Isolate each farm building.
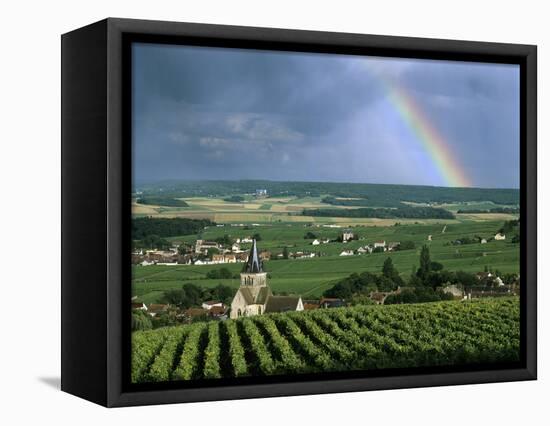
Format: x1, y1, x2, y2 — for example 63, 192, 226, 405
495, 233, 506, 240
319, 298, 345, 308
230, 240, 303, 319
374, 240, 386, 249
388, 242, 400, 251
342, 229, 355, 242
201, 301, 225, 310
147, 304, 169, 317
195, 239, 220, 254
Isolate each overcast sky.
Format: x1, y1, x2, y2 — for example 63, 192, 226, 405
132, 43, 520, 189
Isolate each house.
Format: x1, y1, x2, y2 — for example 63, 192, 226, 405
231, 243, 241, 252
495, 233, 506, 240
131, 302, 147, 311
259, 251, 271, 261
303, 302, 320, 310
339, 250, 354, 256
388, 242, 400, 251
480, 238, 487, 244
356, 245, 373, 254
184, 308, 208, 320
225, 254, 237, 263
201, 301, 224, 310
208, 305, 227, 319
211, 254, 225, 263
319, 298, 345, 308
255, 189, 268, 197
342, 230, 355, 242
312, 239, 321, 246
230, 240, 303, 319
195, 239, 220, 254
374, 240, 386, 249
147, 250, 178, 263
427, 235, 432, 241
241, 237, 253, 243
235, 252, 249, 262
265, 296, 304, 313
147, 304, 169, 317
495, 276, 505, 287
476, 271, 493, 280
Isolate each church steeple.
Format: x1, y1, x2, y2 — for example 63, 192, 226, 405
245, 239, 263, 273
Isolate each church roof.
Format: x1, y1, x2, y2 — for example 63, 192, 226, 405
245, 239, 263, 273
237, 286, 272, 305
265, 296, 301, 313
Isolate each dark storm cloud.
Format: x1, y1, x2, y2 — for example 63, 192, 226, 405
132, 43, 520, 188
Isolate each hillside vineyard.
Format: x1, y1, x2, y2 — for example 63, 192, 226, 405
132, 297, 519, 383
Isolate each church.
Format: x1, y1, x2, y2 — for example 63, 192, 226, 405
230, 240, 304, 319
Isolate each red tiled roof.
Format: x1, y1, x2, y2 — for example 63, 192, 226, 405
209, 306, 226, 315
185, 308, 207, 317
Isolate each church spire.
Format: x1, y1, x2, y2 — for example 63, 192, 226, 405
245, 239, 263, 273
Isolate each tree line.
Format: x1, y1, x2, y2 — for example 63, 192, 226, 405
457, 207, 519, 214
135, 179, 520, 207
136, 197, 189, 207
303, 206, 455, 220
132, 217, 215, 239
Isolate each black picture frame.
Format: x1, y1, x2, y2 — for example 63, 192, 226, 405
61, 17, 537, 407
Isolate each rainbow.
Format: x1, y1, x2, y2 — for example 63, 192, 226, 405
368, 64, 472, 188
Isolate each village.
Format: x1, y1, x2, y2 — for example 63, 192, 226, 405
132, 230, 518, 330
132, 227, 510, 266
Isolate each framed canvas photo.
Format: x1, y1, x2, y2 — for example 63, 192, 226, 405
61, 18, 537, 407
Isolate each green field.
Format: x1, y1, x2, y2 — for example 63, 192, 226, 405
133, 220, 519, 302
131, 297, 520, 383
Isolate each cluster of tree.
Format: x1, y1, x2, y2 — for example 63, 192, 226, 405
500, 219, 520, 234
136, 197, 189, 207
323, 258, 405, 299
384, 288, 454, 304
133, 234, 171, 250
205, 267, 238, 280
132, 217, 214, 239
132, 310, 153, 331
304, 231, 318, 239
457, 207, 519, 214
321, 196, 373, 207
215, 234, 232, 246
397, 240, 416, 250
136, 180, 519, 207
499, 219, 520, 243
223, 195, 245, 202
303, 206, 455, 220
163, 282, 234, 309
